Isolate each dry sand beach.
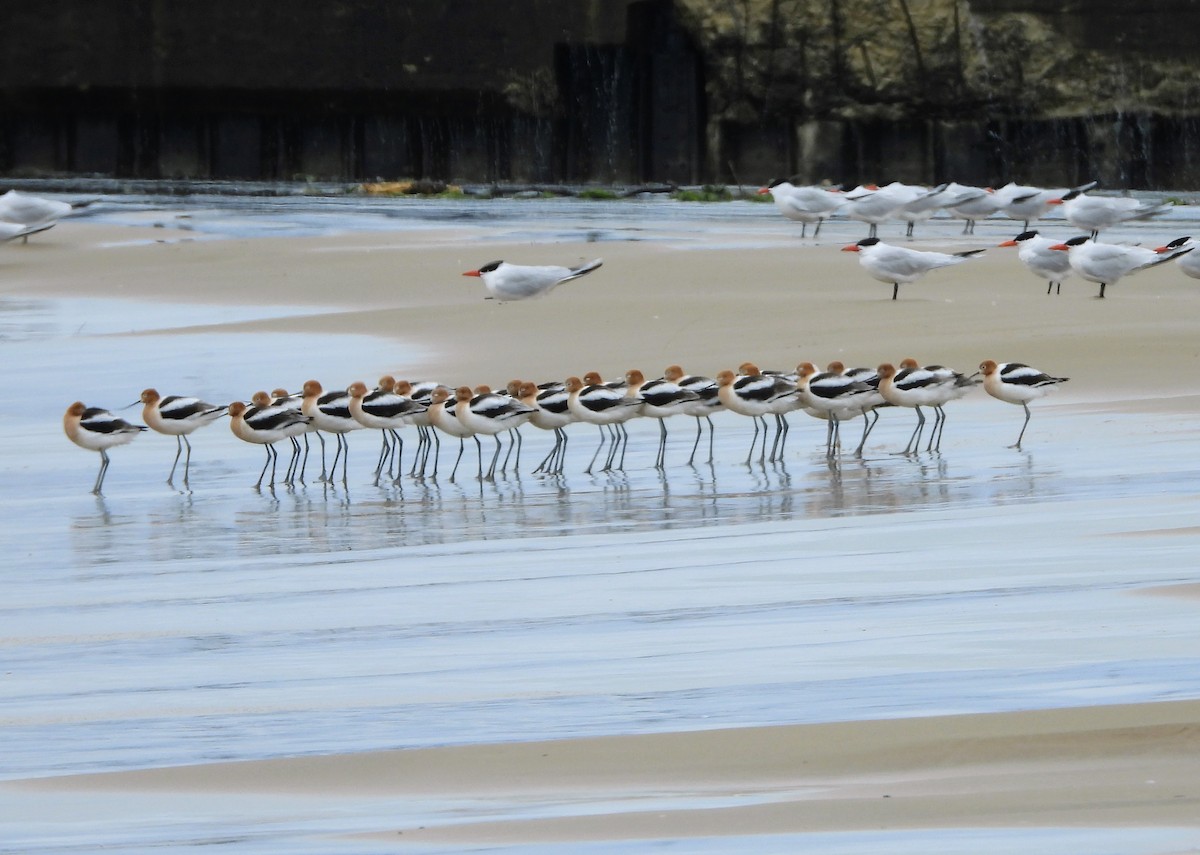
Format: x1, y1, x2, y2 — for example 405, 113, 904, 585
3, 196, 1200, 853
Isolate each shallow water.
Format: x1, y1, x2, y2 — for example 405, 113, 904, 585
63, 185, 1200, 248
3, 195, 1200, 853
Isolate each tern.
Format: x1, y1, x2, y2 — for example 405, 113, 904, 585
944, 182, 1003, 235
842, 237, 985, 300
1049, 236, 1190, 298
462, 258, 603, 301
996, 180, 1097, 230
1154, 236, 1200, 280
841, 182, 921, 239
1048, 190, 1168, 238
0, 220, 55, 243
758, 179, 843, 238
997, 230, 1074, 295
899, 183, 985, 239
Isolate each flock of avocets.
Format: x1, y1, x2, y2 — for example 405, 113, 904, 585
64, 360, 1068, 494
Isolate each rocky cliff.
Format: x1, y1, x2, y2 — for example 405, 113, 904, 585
674, 0, 1200, 122
1, 0, 1198, 187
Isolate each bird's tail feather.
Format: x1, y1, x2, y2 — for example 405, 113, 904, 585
565, 259, 604, 281
1128, 203, 1171, 223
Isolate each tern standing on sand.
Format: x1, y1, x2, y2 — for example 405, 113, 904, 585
842, 238, 985, 300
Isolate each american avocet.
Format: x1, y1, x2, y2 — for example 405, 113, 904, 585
454, 386, 536, 480
578, 371, 640, 470
663, 365, 722, 464
519, 380, 575, 475
1154, 237, 1200, 280
842, 238, 985, 300
301, 380, 362, 484
259, 390, 311, 484
396, 379, 447, 477
757, 179, 843, 238
877, 360, 977, 454
138, 388, 227, 488
625, 369, 701, 469
736, 361, 800, 462
830, 361, 888, 455
794, 362, 879, 457
998, 231, 1073, 295
979, 360, 1070, 449
426, 386, 479, 481
715, 367, 797, 465
1048, 190, 1168, 239
228, 395, 312, 489
907, 359, 979, 451
268, 388, 310, 482
565, 376, 644, 473
462, 259, 603, 302
583, 370, 628, 393
1049, 235, 1186, 298
347, 378, 426, 486
63, 402, 146, 494
494, 379, 530, 474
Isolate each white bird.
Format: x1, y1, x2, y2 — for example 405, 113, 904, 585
841, 182, 921, 238
944, 182, 1003, 234
0, 190, 76, 228
997, 230, 1073, 295
757, 179, 843, 238
842, 237, 985, 300
1048, 190, 1168, 238
996, 180, 1097, 230
462, 259, 603, 301
1048, 235, 1189, 298
63, 402, 147, 494
0, 220, 55, 243
898, 183, 983, 238
1154, 236, 1200, 279
979, 360, 1069, 449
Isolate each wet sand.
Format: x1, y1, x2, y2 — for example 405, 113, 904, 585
4, 206, 1200, 852
11, 215, 1200, 399
24, 700, 1200, 843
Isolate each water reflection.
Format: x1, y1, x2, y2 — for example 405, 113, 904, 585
60, 435, 1080, 569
